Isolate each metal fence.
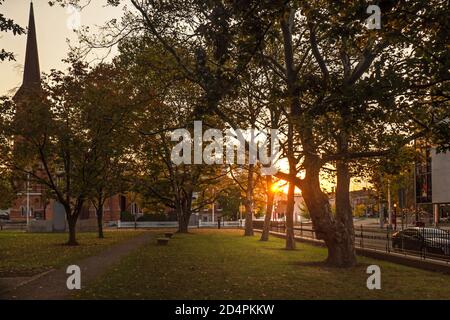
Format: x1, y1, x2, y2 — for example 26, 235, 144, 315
0, 221, 27, 231
0, 220, 244, 231
381, 226, 450, 263
116, 220, 244, 229
254, 220, 450, 263
197, 220, 243, 228
117, 221, 179, 228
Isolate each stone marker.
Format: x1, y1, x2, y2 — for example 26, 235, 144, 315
52, 202, 66, 232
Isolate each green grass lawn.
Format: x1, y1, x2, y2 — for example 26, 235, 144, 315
75, 229, 450, 300
0, 230, 143, 277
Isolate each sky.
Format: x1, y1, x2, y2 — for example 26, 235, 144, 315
0, 0, 126, 96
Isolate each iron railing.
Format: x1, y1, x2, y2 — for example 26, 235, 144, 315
254, 220, 450, 263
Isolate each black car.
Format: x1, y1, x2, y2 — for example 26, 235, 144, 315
392, 227, 450, 256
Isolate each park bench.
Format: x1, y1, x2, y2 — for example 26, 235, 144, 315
164, 232, 174, 238
157, 237, 170, 245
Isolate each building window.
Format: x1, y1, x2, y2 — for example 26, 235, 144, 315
415, 142, 432, 203
130, 202, 141, 215
439, 204, 450, 221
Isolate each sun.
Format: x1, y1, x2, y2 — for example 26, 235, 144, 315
270, 180, 302, 195
270, 183, 280, 193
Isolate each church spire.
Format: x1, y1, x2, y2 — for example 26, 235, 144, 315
22, 1, 40, 87
14, 1, 41, 100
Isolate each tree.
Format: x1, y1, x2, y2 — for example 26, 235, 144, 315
115, 36, 230, 233
51, 0, 449, 264
257, 0, 449, 266
1, 56, 136, 245
3, 79, 87, 245
260, 175, 275, 241
367, 146, 417, 219
0, 169, 15, 209
0, 0, 25, 62
217, 184, 242, 220
78, 63, 137, 238
299, 201, 310, 221
138, 130, 228, 232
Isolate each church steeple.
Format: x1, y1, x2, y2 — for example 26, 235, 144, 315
14, 1, 41, 101
22, 1, 40, 87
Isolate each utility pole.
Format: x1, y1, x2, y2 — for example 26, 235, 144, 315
379, 196, 384, 228
26, 173, 30, 229
387, 179, 392, 229
393, 203, 397, 230
413, 140, 418, 224
211, 187, 215, 223
379, 175, 384, 228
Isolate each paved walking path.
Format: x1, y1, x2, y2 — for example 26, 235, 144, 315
0, 231, 154, 300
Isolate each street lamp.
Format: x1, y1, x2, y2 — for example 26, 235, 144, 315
387, 179, 392, 229
211, 187, 216, 223
393, 203, 397, 231
26, 173, 30, 229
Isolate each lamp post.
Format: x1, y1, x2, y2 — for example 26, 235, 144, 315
387, 179, 392, 229
393, 203, 397, 231
26, 173, 30, 229
211, 187, 216, 223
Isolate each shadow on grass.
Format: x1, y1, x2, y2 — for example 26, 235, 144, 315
263, 246, 302, 252
290, 260, 369, 271
175, 231, 197, 236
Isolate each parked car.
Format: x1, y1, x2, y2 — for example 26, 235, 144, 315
392, 227, 450, 256
0, 211, 9, 220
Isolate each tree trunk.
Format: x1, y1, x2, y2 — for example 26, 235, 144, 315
301, 157, 357, 267
285, 180, 296, 250
244, 205, 254, 236
327, 111, 357, 267
67, 214, 78, 246
301, 158, 338, 263
277, 3, 356, 265
178, 206, 191, 233
178, 190, 194, 233
284, 110, 296, 249
244, 164, 255, 236
96, 204, 104, 239
260, 176, 274, 241
332, 160, 357, 267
